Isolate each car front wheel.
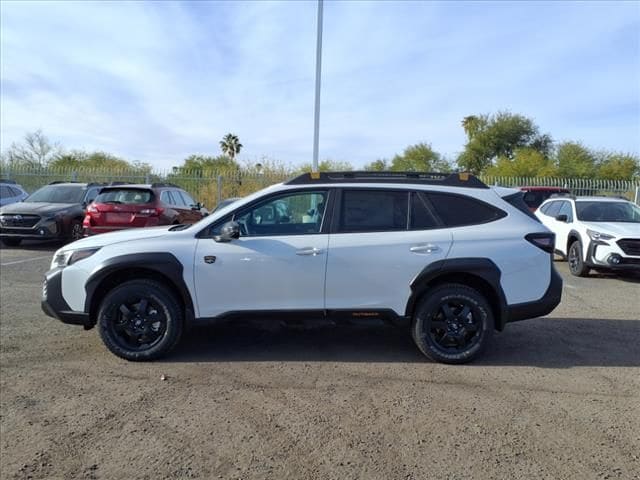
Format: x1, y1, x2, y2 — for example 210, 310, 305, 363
568, 240, 590, 277
411, 284, 493, 364
97, 279, 183, 361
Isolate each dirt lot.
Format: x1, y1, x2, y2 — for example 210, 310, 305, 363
0, 242, 639, 480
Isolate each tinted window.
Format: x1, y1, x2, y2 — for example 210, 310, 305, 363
576, 201, 640, 223
95, 188, 153, 204
9, 187, 22, 196
544, 201, 562, 217
522, 191, 544, 209
410, 192, 440, 229
427, 193, 505, 227
235, 191, 327, 236
0, 186, 11, 198
339, 190, 407, 232
85, 187, 101, 203
557, 201, 573, 222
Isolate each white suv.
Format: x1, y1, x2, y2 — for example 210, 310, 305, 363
536, 195, 640, 276
42, 172, 562, 364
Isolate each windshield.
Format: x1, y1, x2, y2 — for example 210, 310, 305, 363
576, 201, 640, 223
26, 185, 86, 203
95, 188, 153, 204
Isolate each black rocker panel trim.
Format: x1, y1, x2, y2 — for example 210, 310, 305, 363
407, 258, 509, 330
84, 252, 194, 321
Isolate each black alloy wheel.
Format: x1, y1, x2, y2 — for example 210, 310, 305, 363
568, 240, 589, 277
70, 221, 83, 242
98, 280, 183, 361
412, 284, 493, 364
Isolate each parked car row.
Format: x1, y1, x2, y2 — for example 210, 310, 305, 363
0, 181, 213, 246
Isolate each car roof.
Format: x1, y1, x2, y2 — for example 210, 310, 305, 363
574, 196, 631, 203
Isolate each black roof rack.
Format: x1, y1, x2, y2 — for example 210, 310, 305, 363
108, 181, 132, 186
48, 181, 107, 187
286, 171, 488, 188
0, 179, 17, 184
151, 182, 180, 188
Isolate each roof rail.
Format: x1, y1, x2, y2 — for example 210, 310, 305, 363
285, 171, 488, 188
48, 180, 79, 184
549, 192, 575, 199
151, 182, 179, 188
108, 181, 131, 186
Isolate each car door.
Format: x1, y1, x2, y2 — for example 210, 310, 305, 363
324, 189, 452, 316
194, 189, 330, 318
538, 200, 572, 255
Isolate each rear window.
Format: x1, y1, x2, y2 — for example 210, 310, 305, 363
426, 192, 506, 227
95, 188, 153, 204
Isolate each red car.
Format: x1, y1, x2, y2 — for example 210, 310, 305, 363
83, 183, 205, 235
519, 186, 571, 211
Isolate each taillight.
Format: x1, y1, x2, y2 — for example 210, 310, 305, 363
526, 233, 555, 254
138, 207, 164, 217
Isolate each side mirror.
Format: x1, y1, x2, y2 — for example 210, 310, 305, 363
213, 221, 240, 242
191, 202, 202, 211
555, 214, 568, 222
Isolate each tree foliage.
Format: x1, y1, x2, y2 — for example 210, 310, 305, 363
555, 142, 597, 178
49, 150, 151, 172
457, 112, 552, 174
486, 148, 557, 177
596, 153, 639, 180
219, 133, 243, 160
364, 143, 450, 172
2, 130, 61, 166
297, 159, 354, 172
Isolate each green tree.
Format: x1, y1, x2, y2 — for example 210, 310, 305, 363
363, 159, 389, 171
219, 133, 243, 160
457, 112, 552, 174
596, 152, 640, 180
485, 148, 557, 177
389, 143, 450, 172
48, 150, 151, 172
555, 142, 597, 178
297, 159, 354, 172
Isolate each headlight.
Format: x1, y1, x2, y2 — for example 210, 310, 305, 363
586, 229, 615, 241
51, 248, 100, 269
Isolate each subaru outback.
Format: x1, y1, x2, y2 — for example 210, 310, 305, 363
41, 172, 562, 364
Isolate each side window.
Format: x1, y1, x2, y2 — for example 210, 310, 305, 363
557, 201, 573, 222
160, 191, 174, 205
545, 201, 562, 218
235, 191, 327, 236
172, 190, 187, 207
339, 190, 408, 233
179, 191, 196, 206
410, 192, 440, 230
0, 186, 11, 198
9, 187, 22, 196
85, 188, 100, 204
427, 193, 506, 227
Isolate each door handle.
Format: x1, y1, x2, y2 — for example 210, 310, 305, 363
410, 244, 440, 254
296, 247, 324, 256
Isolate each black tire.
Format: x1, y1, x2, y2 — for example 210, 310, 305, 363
1, 238, 22, 247
568, 240, 590, 277
97, 279, 183, 361
411, 284, 493, 364
68, 220, 83, 243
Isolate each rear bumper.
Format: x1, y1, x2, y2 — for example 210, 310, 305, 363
506, 263, 563, 323
41, 267, 90, 326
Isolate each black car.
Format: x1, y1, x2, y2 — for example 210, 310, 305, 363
0, 182, 104, 246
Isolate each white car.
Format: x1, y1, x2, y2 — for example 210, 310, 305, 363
41, 172, 562, 364
536, 195, 640, 276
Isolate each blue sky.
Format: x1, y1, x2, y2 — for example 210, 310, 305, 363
1, 0, 639, 170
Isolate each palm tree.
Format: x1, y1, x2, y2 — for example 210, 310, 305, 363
219, 133, 243, 160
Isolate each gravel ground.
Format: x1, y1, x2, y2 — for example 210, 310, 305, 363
1, 242, 639, 480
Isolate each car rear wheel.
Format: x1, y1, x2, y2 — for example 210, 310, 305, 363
411, 284, 493, 364
568, 240, 590, 277
97, 279, 183, 361
1, 238, 22, 247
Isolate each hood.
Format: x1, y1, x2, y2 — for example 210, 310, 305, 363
0, 202, 79, 215
581, 222, 640, 238
66, 225, 176, 250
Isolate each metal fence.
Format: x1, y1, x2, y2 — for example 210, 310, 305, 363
1, 164, 638, 208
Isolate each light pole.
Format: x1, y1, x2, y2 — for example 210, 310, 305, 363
312, 0, 323, 173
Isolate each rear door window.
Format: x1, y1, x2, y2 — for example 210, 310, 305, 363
426, 192, 506, 227
338, 190, 408, 233
172, 190, 188, 207
410, 192, 441, 229
557, 201, 573, 222
160, 191, 175, 205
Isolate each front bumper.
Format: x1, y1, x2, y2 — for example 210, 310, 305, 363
585, 239, 640, 271
41, 267, 90, 326
0, 218, 63, 240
